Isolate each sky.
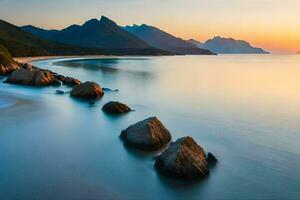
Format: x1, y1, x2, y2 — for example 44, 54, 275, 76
1, 0, 300, 53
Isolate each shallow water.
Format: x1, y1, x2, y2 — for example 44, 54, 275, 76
0, 55, 300, 199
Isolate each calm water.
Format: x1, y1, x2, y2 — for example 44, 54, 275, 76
0, 55, 300, 199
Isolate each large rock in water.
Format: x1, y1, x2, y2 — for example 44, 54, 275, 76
155, 137, 209, 180
102, 101, 132, 114
120, 117, 172, 150
6, 68, 55, 86
70, 81, 104, 99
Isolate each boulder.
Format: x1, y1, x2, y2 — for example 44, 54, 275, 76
63, 76, 81, 86
70, 81, 104, 99
6, 68, 55, 86
206, 152, 217, 166
102, 101, 132, 114
155, 137, 209, 180
120, 117, 171, 150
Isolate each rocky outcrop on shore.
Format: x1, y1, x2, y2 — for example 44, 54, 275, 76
70, 81, 104, 99
102, 101, 132, 114
5, 68, 56, 86
120, 117, 172, 150
0, 63, 20, 75
2, 61, 82, 88
155, 136, 210, 180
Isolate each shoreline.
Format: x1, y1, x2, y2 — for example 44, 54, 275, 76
13, 54, 160, 64
14, 55, 111, 63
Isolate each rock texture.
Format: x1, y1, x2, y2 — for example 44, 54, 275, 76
63, 76, 81, 86
0, 63, 20, 75
102, 101, 131, 114
70, 81, 104, 99
120, 117, 171, 150
6, 68, 55, 86
155, 137, 209, 180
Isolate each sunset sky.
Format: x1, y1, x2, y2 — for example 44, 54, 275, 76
1, 0, 300, 53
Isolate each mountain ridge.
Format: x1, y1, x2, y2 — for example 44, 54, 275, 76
124, 24, 214, 55
188, 36, 269, 54
21, 16, 168, 53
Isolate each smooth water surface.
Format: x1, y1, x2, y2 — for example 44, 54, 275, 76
0, 55, 299, 199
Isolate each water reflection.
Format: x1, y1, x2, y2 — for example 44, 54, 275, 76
53, 58, 155, 81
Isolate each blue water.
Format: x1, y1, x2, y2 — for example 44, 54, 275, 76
0, 55, 299, 199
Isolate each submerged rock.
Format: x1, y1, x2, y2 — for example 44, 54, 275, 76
103, 87, 119, 92
155, 136, 209, 180
70, 81, 104, 99
6, 68, 55, 86
102, 101, 131, 114
55, 90, 64, 95
120, 117, 171, 150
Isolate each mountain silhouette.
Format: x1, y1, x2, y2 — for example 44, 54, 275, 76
124, 24, 214, 55
189, 36, 269, 54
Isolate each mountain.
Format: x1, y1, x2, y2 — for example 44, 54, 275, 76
187, 39, 205, 48
0, 19, 99, 57
123, 24, 214, 55
21, 25, 59, 40
188, 36, 269, 54
297, 51, 300, 54
21, 16, 169, 55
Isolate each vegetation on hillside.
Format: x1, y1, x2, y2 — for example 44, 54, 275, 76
0, 43, 15, 65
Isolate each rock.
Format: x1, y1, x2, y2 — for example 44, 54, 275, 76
63, 77, 81, 86
103, 87, 119, 92
102, 101, 131, 114
120, 117, 171, 150
206, 152, 217, 166
54, 74, 65, 82
51, 79, 62, 86
155, 137, 209, 180
22, 63, 34, 70
6, 68, 55, 86
0, 63, 20, 75
55, 90, 64, 95
70, 81, 104, 99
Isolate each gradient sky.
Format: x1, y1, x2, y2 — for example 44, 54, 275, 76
1, 0, 300, 53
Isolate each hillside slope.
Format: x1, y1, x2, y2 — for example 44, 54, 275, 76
124, 24, 214, 55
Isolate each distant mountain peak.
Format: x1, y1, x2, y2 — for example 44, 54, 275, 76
83, 18, 99, 26
99, 16, 116, 25
197, 36, 269, 54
